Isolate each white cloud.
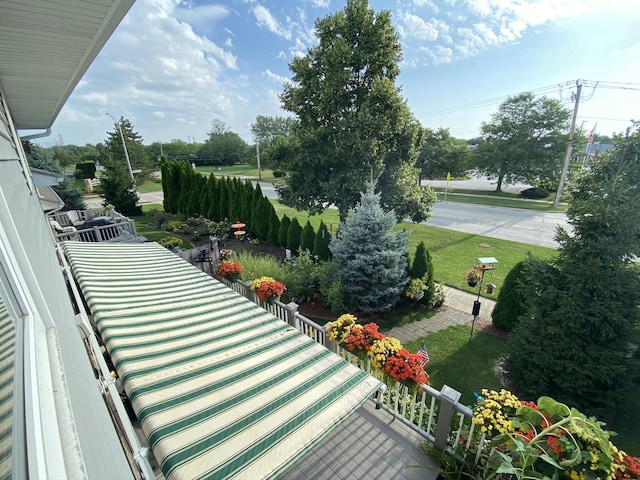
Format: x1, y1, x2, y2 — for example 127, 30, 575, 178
264, 69, 288, 84
401, 14, 440, 41
307, 0, 329, 7
252, 4, 292, 40
173, 4, 231, 26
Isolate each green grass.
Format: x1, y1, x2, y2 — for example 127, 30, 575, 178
404, 325, 507, 407
136, 178, 163, 193
134, 204, 193, 247
195, 165, 281, 183
436, 193, 566, 211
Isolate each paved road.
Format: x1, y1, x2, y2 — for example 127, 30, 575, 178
428, 202, 567, 248
89, 178, 567, 249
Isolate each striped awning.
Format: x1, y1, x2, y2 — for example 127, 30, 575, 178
62, 241, 382, 480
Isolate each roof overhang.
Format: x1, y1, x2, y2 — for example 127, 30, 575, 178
0, 0, 135, 132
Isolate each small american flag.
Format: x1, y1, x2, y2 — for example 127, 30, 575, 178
417, 343, 430, 367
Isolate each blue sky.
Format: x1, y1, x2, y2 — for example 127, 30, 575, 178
42, 0, 640, 147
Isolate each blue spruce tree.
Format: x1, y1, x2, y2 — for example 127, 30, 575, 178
329, 182, 409, 313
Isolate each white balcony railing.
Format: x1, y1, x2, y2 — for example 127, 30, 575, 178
49, 209, 142, 243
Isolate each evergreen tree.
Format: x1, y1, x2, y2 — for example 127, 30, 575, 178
287, 217, 303, 252
491, 260, 528, 332
256, 197, 272, 239
227, 177, 242, 222
313, 220, 332, 261
205, 174, 218, 220
102, 116, 154, 184
250, 183, 264, 236
300, 221, 315, 252
507, 126, 640, 416
100, 157, 141, 216
187, 173, 204, 216
241, 179, 254, 224
267, 206, 281, 246
278, 215, 291, 249
410, 241, 428, 278
177, 163, 192, 214
409, 241, 435, 304
218, 178, 229, 220
329, 182, 409, 313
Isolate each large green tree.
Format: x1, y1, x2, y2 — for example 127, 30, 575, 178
329, 182, 409, 313
419, 128, 471, 180
278, 0, 435, 221
197, 119, 251, 166
474, 92, 570, 191
507, 125, 640, 416
250, 115, 295, 169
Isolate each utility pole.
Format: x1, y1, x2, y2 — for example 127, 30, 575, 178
256, 140, 262, 181
554, 80, 582, 207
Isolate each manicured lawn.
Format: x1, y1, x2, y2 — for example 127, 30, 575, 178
435, 192, 567, 211
195, 165, 281, 184
403, 326, 639, 455
136, 178, 163, 193
404, 325, 507, 407
270, 198, 557, 296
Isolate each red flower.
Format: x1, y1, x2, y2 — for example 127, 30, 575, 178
218, 260, 243, 278
383, 349, 429, 386
346, 322, 384, 353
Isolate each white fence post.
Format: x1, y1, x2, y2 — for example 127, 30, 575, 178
434, 385, 463, 450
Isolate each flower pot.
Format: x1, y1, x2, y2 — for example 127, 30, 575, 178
266, 296, 280, 305
468, 280, 478, 287
226, 275, 240, 283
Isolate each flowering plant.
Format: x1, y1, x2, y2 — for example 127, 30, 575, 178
217, 260, 243, 278
219, 249, 235, 261
383, 349, 429, 386
250, 276, 286, 302
405, 278, 427, 300
346, 322, 384, 358
326, 314, 357, 343
369, 336, 403, 370
465, 267, 481, 283
471, 389, 640, 480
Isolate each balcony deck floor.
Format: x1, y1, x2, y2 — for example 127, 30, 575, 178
280, 400, 439, 479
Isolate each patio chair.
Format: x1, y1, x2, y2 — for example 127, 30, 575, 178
49, 219, 76, 234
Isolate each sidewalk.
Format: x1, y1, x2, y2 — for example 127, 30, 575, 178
383, 286, 496, 344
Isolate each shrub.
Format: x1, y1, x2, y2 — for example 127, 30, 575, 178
159, 236, 183, 249
165, 220, 182, 232
491, 260, 527, 332
520, 187, 550, 199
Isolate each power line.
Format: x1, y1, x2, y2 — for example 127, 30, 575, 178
413, 79, 638, 121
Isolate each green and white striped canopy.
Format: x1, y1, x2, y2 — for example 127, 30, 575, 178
63, 241, 382, 480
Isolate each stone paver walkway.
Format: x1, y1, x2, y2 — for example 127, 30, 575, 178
383, 286, 497, 344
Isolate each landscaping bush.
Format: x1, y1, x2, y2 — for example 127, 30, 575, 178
491, 260, 527, 332
520, 187, 550, 199
159, 236, 183, 249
